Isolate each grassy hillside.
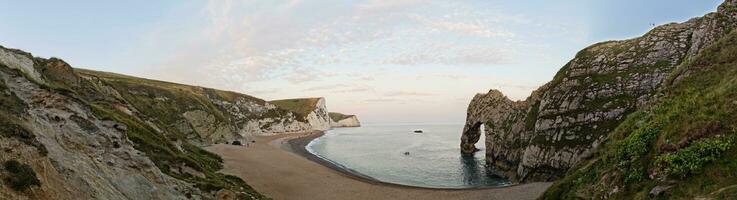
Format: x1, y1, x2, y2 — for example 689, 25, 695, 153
542, 30, 737, 199
269, 98, 320, 120
73, 69, 271, 199
328, 112, 355, 122
0, 53, 271, 199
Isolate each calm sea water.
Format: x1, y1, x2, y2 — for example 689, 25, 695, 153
306, 123, 510, 188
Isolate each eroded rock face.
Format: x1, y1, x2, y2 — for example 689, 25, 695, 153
331, 116, 361, 128
462, 2, 737, 182
303, 97, 332, 131
0, 50, 198, 199
329, 112, 361, 128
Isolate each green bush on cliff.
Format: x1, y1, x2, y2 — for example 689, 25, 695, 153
0, 78, 26, 116
89, 98, 265, 199
657, 137, 733, 178
0, 115, 48, 156
543, 26, 737, 199
613, 123, 660, 183
3, 160, 41, 191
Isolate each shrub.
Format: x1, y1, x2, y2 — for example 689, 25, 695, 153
656, 137, 733, 178
3, 160, 41, 191
613, 123, 660, 182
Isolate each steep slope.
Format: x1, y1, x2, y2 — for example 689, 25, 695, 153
77, 69, 331, 140
543, 22, 737, 200
269, 98, 331, 131
461, 0, 737, 182
0, 46, 275, 199
329, 112, 361, 128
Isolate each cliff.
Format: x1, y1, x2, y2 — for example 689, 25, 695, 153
462, 0, 737, 184
0, 45, 344, 199
329, 112, 361, 128
545, 15, 737, 199
269, 97, 332, 131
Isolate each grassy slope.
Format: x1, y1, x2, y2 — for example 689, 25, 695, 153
269, 98, 320, 120
542, 31, 737, 199
70, 69, 269, 199
0, 66, 270, 199
328, 112, 354, 122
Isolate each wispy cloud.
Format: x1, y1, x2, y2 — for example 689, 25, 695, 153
384, 91, 434, 96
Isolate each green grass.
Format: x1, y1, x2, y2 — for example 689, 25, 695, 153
657, 136, 733, 178
75, 70, 269, 199
328, 112, 354, 122
542, 29, 737, 199
269, 98, 320, 121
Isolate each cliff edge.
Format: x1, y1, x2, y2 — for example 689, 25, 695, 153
463, 0, 737, 184
329, 112, 361, 128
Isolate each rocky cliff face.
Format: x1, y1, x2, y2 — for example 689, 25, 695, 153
0, 46, 304, 199
462, 0, 737, 182
268, 97, 332, 131
75, 69, 336, 143
329, 112, 361, 128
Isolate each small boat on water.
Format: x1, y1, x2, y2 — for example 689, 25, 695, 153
413, 129, 423, 133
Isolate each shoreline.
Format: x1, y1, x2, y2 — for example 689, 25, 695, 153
282, 130, 517, 191
281, 131, 384, 183
206, 131, 552, 200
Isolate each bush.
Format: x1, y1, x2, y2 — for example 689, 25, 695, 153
657, 137, 733, 178
3, 160, 41, 191
613, 123, 660, 182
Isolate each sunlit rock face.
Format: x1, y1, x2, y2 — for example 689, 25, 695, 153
462, 3, 737, 182
0, 44, 336, 199
329, 112, 361, 128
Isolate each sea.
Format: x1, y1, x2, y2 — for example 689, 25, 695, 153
306, 123, 511, 189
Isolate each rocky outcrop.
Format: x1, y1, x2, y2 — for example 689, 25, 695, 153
462, 0, 737, 182
75, 69, 338, 144
329, 112, 361, 128
268, 97, 332, 131
0, 46, 271, 199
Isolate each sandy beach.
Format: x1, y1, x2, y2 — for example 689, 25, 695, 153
205, 131, 552, 200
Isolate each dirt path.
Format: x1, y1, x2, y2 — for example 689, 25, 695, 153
205, 132, 551, 200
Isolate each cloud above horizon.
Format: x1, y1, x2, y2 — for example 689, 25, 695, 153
1, 0, 721, 123
119, 0, 600, 123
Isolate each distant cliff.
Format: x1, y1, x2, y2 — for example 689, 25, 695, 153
329, 112, 361, 128
269, 97, 332, 131
0, 45, 360, 199
462, 0, 737, 184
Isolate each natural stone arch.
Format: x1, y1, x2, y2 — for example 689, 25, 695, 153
460, 90, 522, 155
460, 121, 483, 154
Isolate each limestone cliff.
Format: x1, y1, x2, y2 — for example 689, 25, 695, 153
329, 112, 361, 128
462, 0, 737, 183
269, 97, 332, 131
0, 46, 283, 199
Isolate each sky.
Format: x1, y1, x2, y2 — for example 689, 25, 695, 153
0, 0, 724, 124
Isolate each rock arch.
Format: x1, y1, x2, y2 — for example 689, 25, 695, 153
460, 121, 483, 154
460, 90, 521, 155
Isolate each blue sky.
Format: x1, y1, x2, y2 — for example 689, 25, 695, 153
0, 0, 723, 123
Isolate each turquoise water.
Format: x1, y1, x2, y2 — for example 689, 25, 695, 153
306, 123, 510, 188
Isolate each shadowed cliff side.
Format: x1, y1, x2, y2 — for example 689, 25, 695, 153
462, 0, 737, 183
545, 17, 737, 199
0, 46, 291, 199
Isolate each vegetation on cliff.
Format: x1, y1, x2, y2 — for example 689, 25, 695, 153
328, 112, 354, 122
0, 46, 271, 199
543, 29, 737, 199
269, 98, 321, 121
2, 160, 41, 192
